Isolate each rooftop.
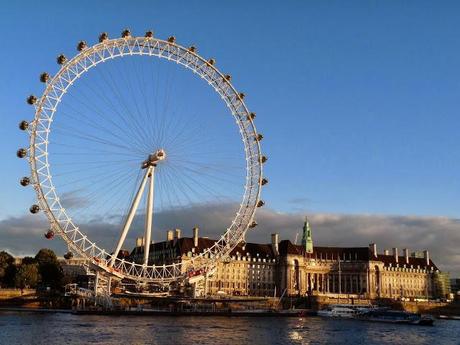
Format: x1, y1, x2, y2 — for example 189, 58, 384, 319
129, 236, 436, 269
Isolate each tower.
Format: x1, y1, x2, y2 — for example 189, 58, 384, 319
301, 216, 313, 253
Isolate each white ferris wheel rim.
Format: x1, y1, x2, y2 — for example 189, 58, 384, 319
28, 35, 263, 283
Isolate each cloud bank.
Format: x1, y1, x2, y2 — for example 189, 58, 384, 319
1, 204, 459, 276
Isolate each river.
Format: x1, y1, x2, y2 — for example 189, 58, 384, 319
0, 311, 458, 345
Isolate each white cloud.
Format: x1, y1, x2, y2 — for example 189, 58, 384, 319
1, 204, 459, 276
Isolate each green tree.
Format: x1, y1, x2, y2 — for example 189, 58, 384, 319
3, 265, 17, 288
35, 249, 63, 289
0, 251, 15, 287
35, 249, 58, 265
15, 263, 39, 289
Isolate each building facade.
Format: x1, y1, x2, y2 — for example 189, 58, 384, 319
451, 278, 460, 297
130, 220, 448, 299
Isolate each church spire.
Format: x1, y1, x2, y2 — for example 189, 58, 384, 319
301, 216, 313, 253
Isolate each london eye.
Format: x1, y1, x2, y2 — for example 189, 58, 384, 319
17, 29, 266, 285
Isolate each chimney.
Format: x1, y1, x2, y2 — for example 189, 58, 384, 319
384, 249, 389, 256
193, 227, 199, 247
423, 250, 430, 266
403, 248, 409, 264
271, 233, 279, 256
136, 237, 143, 247
175, 228, 181, 239
392, 248, 398, 263
369, 243, 377, 258
167, 230, 174, 241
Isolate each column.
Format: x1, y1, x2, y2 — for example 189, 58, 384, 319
332, 274, 336, 293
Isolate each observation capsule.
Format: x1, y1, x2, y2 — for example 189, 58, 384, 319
44, 230, 54, 239
121, 29, 131, 38
64, 251, 74, 260
30, 204, 40, 214
261, 178, 268, 186
20, 177, 30, 187
40, 72, 50, 83
207, 58, 216, 65
238, 92, 245, 100
249, 221, 258, 228
57, 54, 67, 65
27, 95, 37, 105
224, 74, 231, 81
257, 200, 265, 207
247, 112, 256, 121
77, 40, 87, 51
188, 45, 196, 53
99, 32, 108, 42
16, 148, 27, 158
145, 30, 154, 38
255, 133, 263, 142
260, 156, 268, 164
19, 120, 29, 131
167, 36, 176, 43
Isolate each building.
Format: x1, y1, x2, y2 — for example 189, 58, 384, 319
451, 278, 460, 296
58, 257, 89, 279
130, 219, 449, 299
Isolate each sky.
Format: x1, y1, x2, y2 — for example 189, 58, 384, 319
0, 1, 459, 274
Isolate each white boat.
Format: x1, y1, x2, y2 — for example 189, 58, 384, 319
317, 304, 375, 318
355, 309, 434, 326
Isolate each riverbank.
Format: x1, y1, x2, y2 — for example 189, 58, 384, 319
2, 289, 460, 318
72, 308, 315, 317
3, 306, 460, 321
0, 306, 314, 317
0, 307, 72, 314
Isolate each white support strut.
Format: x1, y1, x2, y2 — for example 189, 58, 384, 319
143, 166, 155, 266
110, 166, 151, 267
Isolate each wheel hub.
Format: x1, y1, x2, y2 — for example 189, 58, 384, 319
141, 149, 166, 169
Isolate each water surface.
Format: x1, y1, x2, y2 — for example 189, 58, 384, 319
0, 312, 457, 345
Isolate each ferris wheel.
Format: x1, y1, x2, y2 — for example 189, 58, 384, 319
17, 29, 267, 284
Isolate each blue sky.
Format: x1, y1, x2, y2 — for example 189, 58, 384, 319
2, 1, 460, 219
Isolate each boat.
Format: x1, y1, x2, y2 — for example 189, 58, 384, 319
355, 309, 434, 326
438, 315, 460, 321
317, 304, 375, 318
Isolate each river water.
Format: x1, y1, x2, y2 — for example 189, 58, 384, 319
0, 311, 458, 345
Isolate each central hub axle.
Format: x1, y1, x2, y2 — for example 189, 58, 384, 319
142, 149, 166, 169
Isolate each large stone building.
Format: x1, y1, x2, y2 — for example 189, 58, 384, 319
130, 220, 449, 299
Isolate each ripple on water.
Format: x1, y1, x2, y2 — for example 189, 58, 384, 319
0, 314, 459, 345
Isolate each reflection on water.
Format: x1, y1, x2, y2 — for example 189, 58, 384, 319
0, 312, 456, 345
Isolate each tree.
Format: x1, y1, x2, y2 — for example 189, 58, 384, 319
22, 257, 36, 265
15, 264, 39, 289
3, 265, 17, 288
35, 249, 58, 266
0, 251, 15, 287
35, 249, 63, 289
